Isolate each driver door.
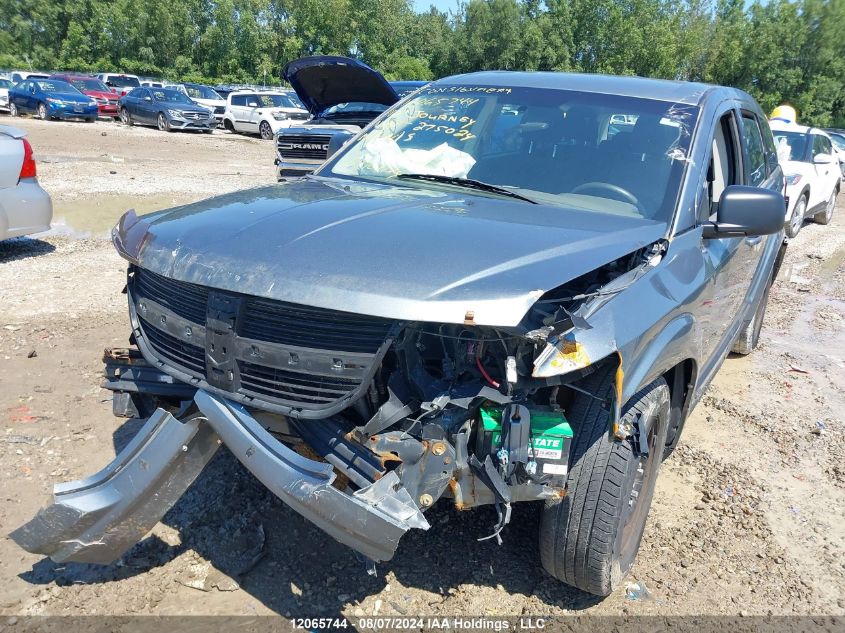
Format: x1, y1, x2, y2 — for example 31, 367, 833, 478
245, 94, 262, 132
134, 89, 153, 123
696, 107, 748, 367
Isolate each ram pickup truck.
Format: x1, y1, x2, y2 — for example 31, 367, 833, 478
13, 72, 786, 597
275, 56, 402, 177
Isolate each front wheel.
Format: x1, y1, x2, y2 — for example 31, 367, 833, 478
120, 108, 133, 126
223, 118, 234, 132
786, 194, 806, 238
157, 112, 171, 132
259, 121, 273, 140
37, 103, 48, 120
539, 369, 670, 596
814, 189, 837, 225
9, 103, 19, 117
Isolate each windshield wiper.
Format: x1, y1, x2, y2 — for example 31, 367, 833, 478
396, 173, 538, 204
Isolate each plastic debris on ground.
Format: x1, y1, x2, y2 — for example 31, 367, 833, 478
625, 581, 652, 601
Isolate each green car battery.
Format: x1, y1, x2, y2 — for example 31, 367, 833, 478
477, 405, 573, 479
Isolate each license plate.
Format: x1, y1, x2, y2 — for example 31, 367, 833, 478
74, 106, 83, 112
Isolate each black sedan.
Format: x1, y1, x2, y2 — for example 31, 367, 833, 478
118, 87, 216, 132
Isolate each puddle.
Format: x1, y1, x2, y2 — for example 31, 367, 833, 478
51, 193, 195, 234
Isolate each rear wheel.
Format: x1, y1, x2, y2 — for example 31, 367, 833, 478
157, 112, 171, 132
732, 275, 772, 355
259, 121, 273, 140
539, 369, 670, 596
786, 194, 806, 238
37, 103, 48, 120
814, 188, 837, 225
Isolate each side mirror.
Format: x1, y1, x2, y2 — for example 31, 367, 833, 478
813, 153, 833, 164
702, 185, 785, 239
248, 101, 259, 108
143, 96, 152, 102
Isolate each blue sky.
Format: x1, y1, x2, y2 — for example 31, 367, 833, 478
412, 0, 462, 13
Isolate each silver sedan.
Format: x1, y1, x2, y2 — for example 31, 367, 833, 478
0, 125, 52, 241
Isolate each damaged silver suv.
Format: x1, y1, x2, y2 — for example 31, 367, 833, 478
13, 72, 787, 597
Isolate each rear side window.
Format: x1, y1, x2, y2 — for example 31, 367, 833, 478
740, 114, 766, 186
231, 95, 247, 106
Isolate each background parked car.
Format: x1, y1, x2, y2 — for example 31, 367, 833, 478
823, 128, 845, 179
165, 83, 226, 122
389, 80, 427, 97
222, 90, 309, 139
9, 71, 49, 83
0, 78, 12, 112
119, 87, 215, 132
8, 79, 98, 122
275, 55, 401, 176
96, 73, 141, 97
0, 125, 52, 240
49, 74, 119, 119
771, 120, 839, 236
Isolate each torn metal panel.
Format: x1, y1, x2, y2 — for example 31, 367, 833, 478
10, 409, 219, 564
194, 390, 428, 561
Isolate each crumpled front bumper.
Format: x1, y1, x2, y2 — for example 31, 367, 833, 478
11, 390, 428, 565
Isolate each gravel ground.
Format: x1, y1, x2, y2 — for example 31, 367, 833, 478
0, 116, 844, 619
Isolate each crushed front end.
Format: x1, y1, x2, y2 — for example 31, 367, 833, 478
13, 241, 659, 566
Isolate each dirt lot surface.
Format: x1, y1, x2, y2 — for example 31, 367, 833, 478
1, 117, 844, 619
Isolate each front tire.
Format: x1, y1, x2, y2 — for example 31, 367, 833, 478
9, 103, 19, 117
157, 112, 171, 132
37, 103, 48, 120
786, 194, 806, 238
259, 121, 273, 140
814, 189, 837, 225
539, 369, 670, 596
223, 118, 234, 132
120, 107, 133, 126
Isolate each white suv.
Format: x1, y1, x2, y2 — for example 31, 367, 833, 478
770, 120, 839, 237
222, 91, 309, 139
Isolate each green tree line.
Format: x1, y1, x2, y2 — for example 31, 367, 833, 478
1, 0, 844, 125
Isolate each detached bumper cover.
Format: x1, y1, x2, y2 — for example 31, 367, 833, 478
11, 390, 428, 565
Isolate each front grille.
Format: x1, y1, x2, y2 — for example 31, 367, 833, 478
130, 267, 395, 416
140, 316, 206, 375
290, 112, 309, 120
239, 360, 360, 405
241, 297, 392, 353
276, 133, 332, 160
183, 112, 206, 120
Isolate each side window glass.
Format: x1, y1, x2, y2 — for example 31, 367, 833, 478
231, 95, 246, 106
812, 135, 825, 156
703, 112, 739, 220
822, 137, 833, 155
740, 114, 766, 187
757, 117, 780, 175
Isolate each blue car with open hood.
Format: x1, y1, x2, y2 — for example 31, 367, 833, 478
8, 78, 98, 121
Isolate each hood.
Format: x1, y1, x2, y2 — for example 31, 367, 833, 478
85, 90, 118, 100
193, 97, 225, 106
283, 56, 399, 117
113, 178, 666, 328
164, 101, 209, 112
51, 91, 93, 102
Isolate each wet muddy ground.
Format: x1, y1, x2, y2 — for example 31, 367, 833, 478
0, 117, 843, 618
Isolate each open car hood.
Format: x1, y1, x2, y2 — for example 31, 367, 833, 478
283, 56, 399, 117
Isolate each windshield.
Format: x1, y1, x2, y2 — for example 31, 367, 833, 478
258, 93, 301, 108
108, 75, 140, 88
185, 84, 222, 100
773, 130, 811, 162
36, 80, 80, 94
152, 89, 193, 104
325, 84, 698, 221
70, 78, 109, 92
